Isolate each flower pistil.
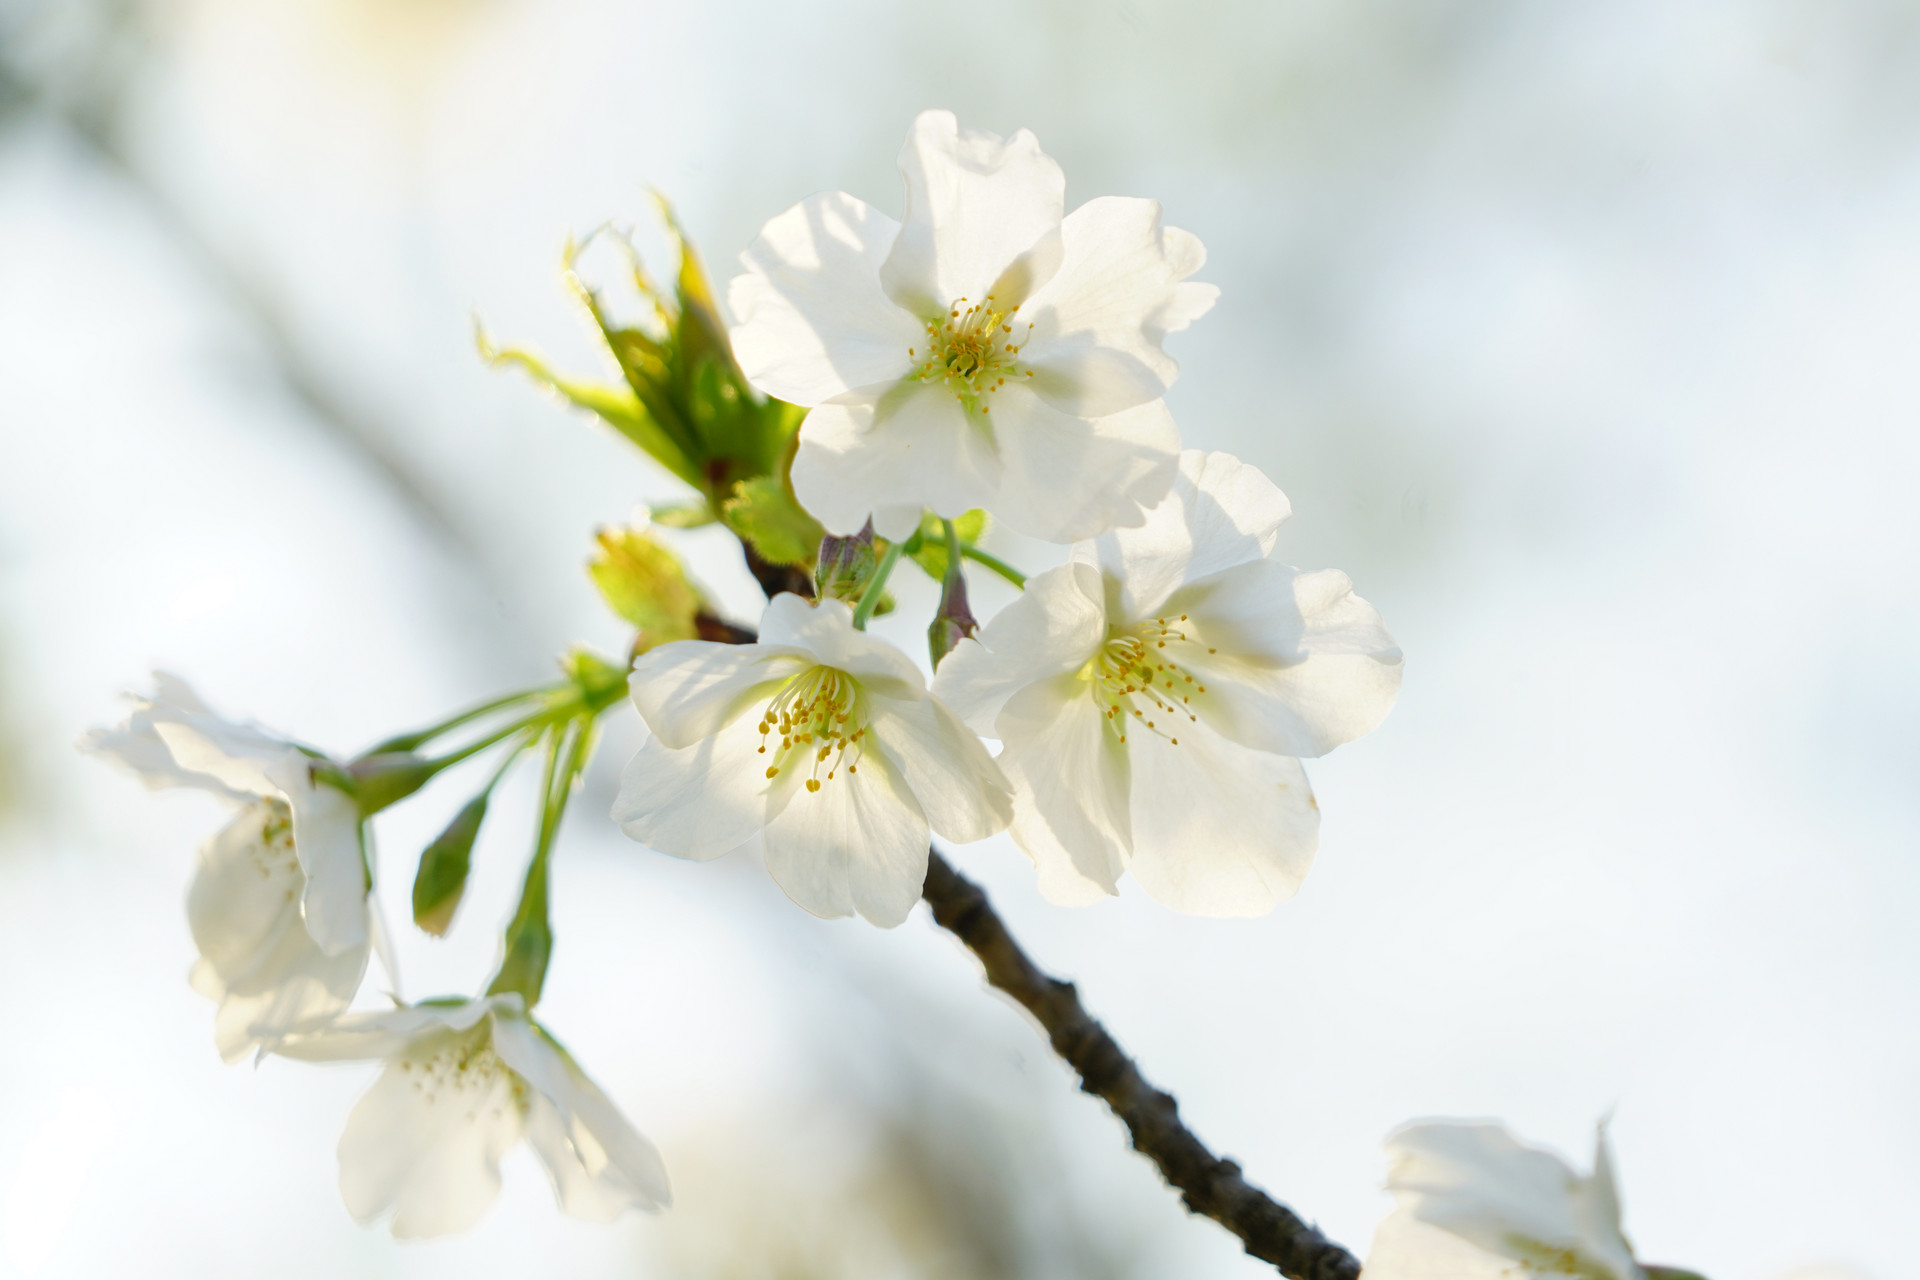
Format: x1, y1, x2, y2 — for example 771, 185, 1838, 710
757, 666, 869, 792
909, 294, 1036, 416
1086, 613, 1212, 745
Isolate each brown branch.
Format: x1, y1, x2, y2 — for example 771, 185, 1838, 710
721, 560, 1360, 1275
921, 850, 1362, 1280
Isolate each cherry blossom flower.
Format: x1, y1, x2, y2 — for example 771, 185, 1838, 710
613, 594, 1011, 926
1363, 1121, 1645, 1280
273, 994, 669, 1238
933, 450, 1401, 915
83, 675, 371, 1061
728, 108, 1216, 543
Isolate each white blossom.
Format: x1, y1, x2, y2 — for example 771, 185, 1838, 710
933, 450, 1401, 915
273, 994, 669, 1238
613, 594, 1012, 927
728, 108, 1216, 543
83, 675, 372, 1061
1363, 1121, 1645, 1280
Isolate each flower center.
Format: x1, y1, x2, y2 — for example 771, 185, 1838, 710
908, 295, 1035, 416
397, 1031, 531, 1125
1087, 614, 1213, 746
755, 665, 869, 793
245, 798, 301, 891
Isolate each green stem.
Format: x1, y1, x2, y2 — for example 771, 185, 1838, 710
362, 688, 547, 755
422, 713, 543, 773
941, 517, 963, 582
962, 544, 1026, 589
851, 538, 905, 629
486, 717, 590, 1007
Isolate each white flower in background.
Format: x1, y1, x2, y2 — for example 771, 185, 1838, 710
83, 674, 372, 1061
933, 450, 1402, 915
273, 994, 669, 1238
729, 108, 1216, 544
1363, 1121, 1645, 1280
614, 594, 1012, 927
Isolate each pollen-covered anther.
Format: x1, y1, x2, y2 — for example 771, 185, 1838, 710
757, 665, 869, 794
910, 294, 1035, 414
1090, 618, 1211, 745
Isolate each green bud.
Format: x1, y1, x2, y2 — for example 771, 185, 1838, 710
588, 525, 703, 652
412, 793, 487, 937
343, 752, 439, 816
815, 519, 879, 604
927, 550, 979, 668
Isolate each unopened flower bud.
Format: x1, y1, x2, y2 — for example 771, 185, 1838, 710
814, 518, 878, 605
927, 562, 979, 668
344, 751, 438, 816
413, 792, 487, 937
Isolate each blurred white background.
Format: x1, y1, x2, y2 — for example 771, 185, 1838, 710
1, 1, 1914, 1277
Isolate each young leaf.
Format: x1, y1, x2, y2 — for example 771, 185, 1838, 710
587, 526, 702, 650
721, 476, 826, 568
477, 328, 706, 492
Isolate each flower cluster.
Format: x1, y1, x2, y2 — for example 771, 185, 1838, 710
87, 108, 1423, 1252
87, 671, 667, 1237
626, 109, 1401, 920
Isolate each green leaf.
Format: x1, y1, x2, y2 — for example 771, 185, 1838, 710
905, 509, 989, 581
721, 476, 826, 568
587, 527, 702, 650
477, 328, 706, 492
412, 793, 487, 937
648, 500, 716, 528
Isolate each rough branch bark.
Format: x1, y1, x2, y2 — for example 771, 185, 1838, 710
921, 849, 1363, 1280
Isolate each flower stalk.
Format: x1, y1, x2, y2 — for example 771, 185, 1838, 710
850, 538, 905, 630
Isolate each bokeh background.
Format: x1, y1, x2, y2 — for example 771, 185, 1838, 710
1, 1, 1914, 1277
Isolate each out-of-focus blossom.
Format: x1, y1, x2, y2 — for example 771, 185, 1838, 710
83, 675, 371, 1060
1363, 1121, 1644, 1280
614, 594, 1010, 926
934, 450, 1401, 915
728, 108, 1214, 543
274, 994, 669, 1238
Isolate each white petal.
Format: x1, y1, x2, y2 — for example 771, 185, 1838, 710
273, 999, 496, 1063
1363, 1206, 1520, 1280
187, 803, 306, 985
285, 778, 371, 956
758, 595, 927, 700
1097, 449, 1293, 617
932, 561, 1108, 735
761, 745, 930, 927
864, 693, 1011, 844
1022, 197, 1216, 417
878, 109, 1065, 315
1168, 561, 1403, 758
335, 1025, 525, 1238
998, 675, 1131, 902
1383, 1121, 1642, 1280
985, 384, 1180, 542
789, 382, 1001, 537
728, 191, 920, 405
148, 716, 300, 799
629, 640, 810, 749
1123, 726, 1317, 916
80, 721, 243, 798
612, 725, 771, 861
188, 803, 366, 1061
492, 1015, 671, 1217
